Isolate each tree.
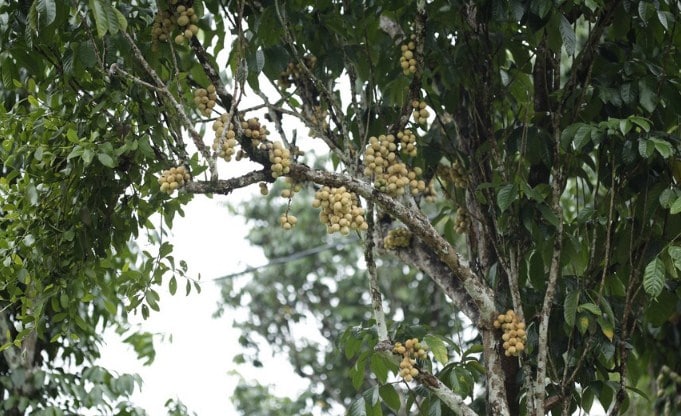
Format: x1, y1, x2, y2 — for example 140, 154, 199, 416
2, 0, 681, 415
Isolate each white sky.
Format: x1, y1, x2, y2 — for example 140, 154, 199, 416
97, 192, 312, 415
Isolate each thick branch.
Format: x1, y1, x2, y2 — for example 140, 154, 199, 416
483, 330, 511, 415
287, 165, 496, 321
533, 164, 564, 416
0, 311, 20, 371
185, 170, 268, 195
418, 371, 478, 416
365, 201, 389, 342
390, 237, 479, 322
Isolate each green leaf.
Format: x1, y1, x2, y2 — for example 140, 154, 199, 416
564, 291, 579, 329
638, 139, 654, 159
347, 397, 367, 416
26, 184, 38, 206
113, 8, 128, 32
657, 10, 669, 30
89, 0, 109, 37
369, 353, 388, 384
638, 78, 657, 113
577, 314, 589, 335
620, 83, 636, 104
351, 360, 366, 390
363, 385, 380, 407
379, 385, 401, 412
497, 183, 518, 212
597, 315, 614, 341
577, 302, 601, 316
38, 0, 57, 26
628, 116, 650, 133
423, 334, 448, 364
97, 152, 116, 168
650, 138, 673, 159
159, 242, 173, 258
671, 196, 681, 215
558, 14, 576, 55
667, 246, 681, 271
168, 276, 177, 295
573, 124, 593, 150
643, 257, 665, 298
255, 49, 265, 74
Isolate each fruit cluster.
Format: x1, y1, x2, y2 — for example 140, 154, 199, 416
658, 365, 681, 386
158, 165, 191, 195
412, 100, 429, 126
363, 134, 426, 196
150, 3, 199, 46
280, 178, 303, 199
397, 129, 417, 157
399, 38, 417, 75
279, 213, 298, 230
278, 55, 318, 88
211, 113, 237, 161
194, 85, 218, 117
493, 310, 527, 357
172, 5, 200, 45
151, 10, 174, 43
449, 160, 468, 188
240, 117, 268, 147
268, 142, 291, 178
305, 105, 329, 138
393, 338, 428, 382
454, 207, 469, 233
312, 186, 368, 235
383, 227, 412, 250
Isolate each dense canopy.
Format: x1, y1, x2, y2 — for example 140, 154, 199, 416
1, 0, 681, 415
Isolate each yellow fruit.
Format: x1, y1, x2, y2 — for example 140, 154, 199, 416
177, 15, 189, 26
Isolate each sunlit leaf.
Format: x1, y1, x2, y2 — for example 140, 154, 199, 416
423, 334, 448, 364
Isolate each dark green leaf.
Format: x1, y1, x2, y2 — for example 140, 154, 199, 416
564, 291, 579, 329
497, 183, 518, 212
643, 257, 665, 298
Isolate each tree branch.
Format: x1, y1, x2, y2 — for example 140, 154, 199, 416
418, 371, 479, 416
388, 236, 479, 322
533, 152, 564, 416
287, 165, 497, 320
365, 200, 389, 343
185, 170, 268, 195
118, 31, 215, 174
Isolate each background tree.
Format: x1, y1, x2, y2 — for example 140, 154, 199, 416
2, 0, 681, 415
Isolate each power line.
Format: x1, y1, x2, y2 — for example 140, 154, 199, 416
212, 238, 358, 281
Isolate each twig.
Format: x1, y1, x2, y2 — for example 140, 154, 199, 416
117, 31, 215, 174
